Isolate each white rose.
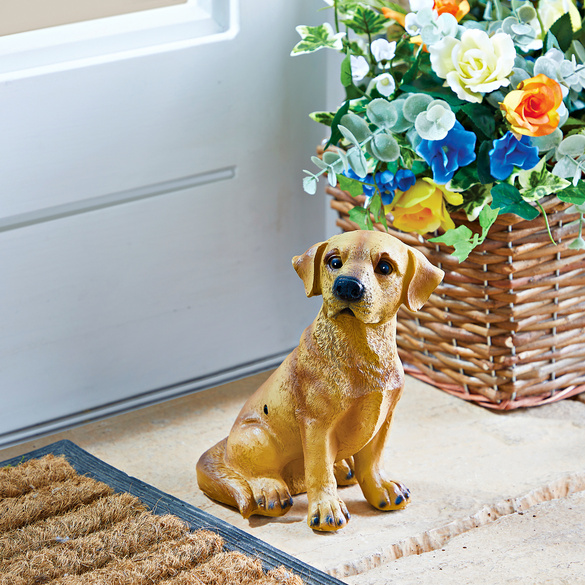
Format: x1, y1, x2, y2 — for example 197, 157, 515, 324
429, 30, 516, 103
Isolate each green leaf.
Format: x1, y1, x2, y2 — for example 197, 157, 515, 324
347, 146, 369, 178
303, 173, 318, 195
491, 183, 539, 220
479, 204, 499, 234
549, 13, 573, 53
366, 98, 399, 130
349, 206, 369, 229
370, 193, 382, 222
326, 100, 351, 149
338, 124, 360, 148
341, 53, 354, 89
340, 113, 372, 142
544, 30, 562, 52
310, 156, 328, 170
570, 40, 585, 63
430, 224, 473, 246
347, 96, 370, 116
448, 165, 481, 191
410, 160, 427, 176
342, 5, 387, 36
400, 48, 423, 87
396, 136, 419, 169
428, 205, 499, 262
323, 151, 343, 166
291, 24, 344, 55
516, 158, 570, 201
461, 103, 495, 141
399, 81, 465, 110
557, 181, 585, 205
459, 184, 492, 221
309, 111, 336, 127
429, 225, 477, 262
337, 173, 368, 197
402, 93, 433, 123
569, 235, 585, 250
367, 132, 400, 162
477, 140, 496, 184
563, 117, 585, 131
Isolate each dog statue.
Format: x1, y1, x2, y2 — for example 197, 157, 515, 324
197, 230, 444, 531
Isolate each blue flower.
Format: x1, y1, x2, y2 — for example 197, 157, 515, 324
489, 132, 540, 181
344, 168, 376, 197
394, 169, 416, 192
375, 170, 395, 205
416, 121, 476, 184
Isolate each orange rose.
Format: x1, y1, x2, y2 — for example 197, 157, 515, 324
500, 74, 563, 137
382, 1, 469, 26
434, 0, 470, 20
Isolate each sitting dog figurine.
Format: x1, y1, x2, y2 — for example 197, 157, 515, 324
197, 230, 444, 531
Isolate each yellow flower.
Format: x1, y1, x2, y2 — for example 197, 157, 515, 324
387, 178, 463, 235
538, 0, 581, 33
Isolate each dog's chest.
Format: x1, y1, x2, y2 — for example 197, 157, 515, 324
334, 385, 396, 456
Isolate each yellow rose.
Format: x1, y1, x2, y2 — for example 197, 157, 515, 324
538, 0, 581, 33
387, 178, 463, 235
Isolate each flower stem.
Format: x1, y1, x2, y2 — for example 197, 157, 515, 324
537, 201, 556, 245
333, 0, 340, 34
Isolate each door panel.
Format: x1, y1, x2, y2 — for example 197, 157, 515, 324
0, 0, 328, 446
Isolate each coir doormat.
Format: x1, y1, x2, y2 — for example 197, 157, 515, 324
0, 440, 344, 585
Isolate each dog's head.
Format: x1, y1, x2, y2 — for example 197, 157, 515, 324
293, 231, 444, 324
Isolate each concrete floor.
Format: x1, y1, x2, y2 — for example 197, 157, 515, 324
1, 372, 585, 584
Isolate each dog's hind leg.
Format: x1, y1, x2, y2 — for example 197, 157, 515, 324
225, 425, 295, 518
196, 438, 258, 518
334, 457, 357, 486
198, 436, 295, 519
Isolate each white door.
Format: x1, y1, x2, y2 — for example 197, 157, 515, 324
0, 0, 328, 447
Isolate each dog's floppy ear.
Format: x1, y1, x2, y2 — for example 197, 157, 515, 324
403, 248, 444, 311
292, 241, 328, 297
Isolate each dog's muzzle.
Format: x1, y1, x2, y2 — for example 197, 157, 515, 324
333, 276, 365, 302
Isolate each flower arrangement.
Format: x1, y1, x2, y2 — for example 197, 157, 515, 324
292, 0, 585, 261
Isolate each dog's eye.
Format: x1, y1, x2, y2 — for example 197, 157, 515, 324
328, 257, 342, 270
376, 260, 392, 275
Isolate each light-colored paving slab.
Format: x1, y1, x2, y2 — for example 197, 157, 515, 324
344, 491, 585, 585
1, 372, 584, 582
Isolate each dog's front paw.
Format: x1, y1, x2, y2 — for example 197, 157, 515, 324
360, 475, 411, 511
307, 496, 351, 532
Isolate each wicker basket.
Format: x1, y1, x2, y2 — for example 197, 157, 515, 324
327, 183, 585, 409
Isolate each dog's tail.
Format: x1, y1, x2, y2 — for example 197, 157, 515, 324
196, 438, 256, 518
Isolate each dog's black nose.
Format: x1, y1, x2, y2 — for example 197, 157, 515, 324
333, 276, 364, 302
